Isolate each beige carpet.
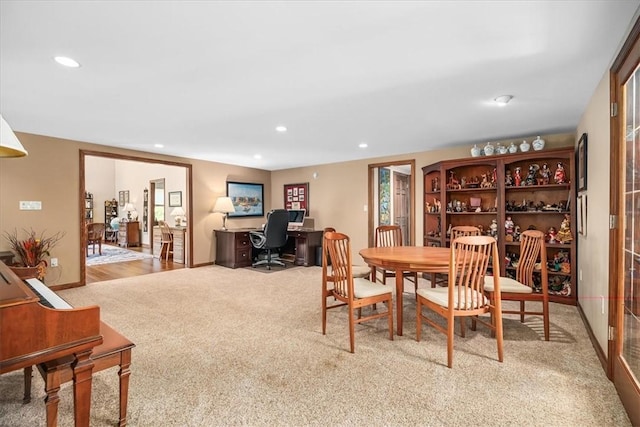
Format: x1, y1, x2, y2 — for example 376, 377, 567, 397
0, 266, 630, 426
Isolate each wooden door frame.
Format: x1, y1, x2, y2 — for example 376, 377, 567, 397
608, 15, 640, 425
79, 150, 193, 285
367, 160, 415, 247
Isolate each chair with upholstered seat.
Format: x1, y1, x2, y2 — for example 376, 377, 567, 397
416, 235, 503, 368
86, 222, 106, 256
374, 225, 418, 293
324, 227, 370, 279
158, 221, 174, 261
249, 209, 289, 270
322, 231, 393, 353
484, 229, 550, 341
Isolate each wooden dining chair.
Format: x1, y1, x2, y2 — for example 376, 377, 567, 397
428, 225, 482, 288
374, 225, 418, 293
158, 221, 174, 261
324, 227, 370, 279
86, 222, 106, 256
322, 231, 393, 353
484, 229, 550, 341
416, 235, 503, 368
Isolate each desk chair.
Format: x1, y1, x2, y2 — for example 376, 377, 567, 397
249, 209, 289, 269
86, 222, 106, 256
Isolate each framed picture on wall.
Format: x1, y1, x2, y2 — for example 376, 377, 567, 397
168, 191, 182, 207
226, 181, 264, 217
577, 132, 588, 192
284, 182, 309, 212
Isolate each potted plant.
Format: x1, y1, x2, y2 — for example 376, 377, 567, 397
3, 228, 65, 280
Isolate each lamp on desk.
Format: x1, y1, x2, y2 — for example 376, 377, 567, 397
213, 196, 235, 230
123, 203, 135, 221
170, 207, 186, 227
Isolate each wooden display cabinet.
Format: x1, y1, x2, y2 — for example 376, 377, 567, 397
423, 147, 577, 305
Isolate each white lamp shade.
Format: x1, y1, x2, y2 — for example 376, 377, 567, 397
0, 114, 28, 157
170, 207, 186, 216
213, 197, 235, 214
124, 203, 135, 212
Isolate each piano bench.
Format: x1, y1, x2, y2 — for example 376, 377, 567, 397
23, 321, 135, 427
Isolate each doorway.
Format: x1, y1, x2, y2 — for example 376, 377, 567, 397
79, 150, 193, 285
368, 160, 415, 247
609, 15, 640, 425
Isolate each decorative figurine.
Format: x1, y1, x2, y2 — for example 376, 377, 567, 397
525, 164, 539, 186
489, 219, 498, 237
514, 167, 522, 187
538, 163, 551, 185
505, 216, 514, 235
447, 171, 461, 189
505, 169, 513, 186
547, 227, 557, 243
556, 214, 573, 243
554, 162, 566, 184
432, 177, 440, 192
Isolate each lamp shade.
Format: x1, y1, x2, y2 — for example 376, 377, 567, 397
0, 114, 28, 157
124, 203, 135, 212
170, 207, 186, 216
213, 197, 235, 214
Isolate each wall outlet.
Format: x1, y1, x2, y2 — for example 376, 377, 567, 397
50, 258, 58, 267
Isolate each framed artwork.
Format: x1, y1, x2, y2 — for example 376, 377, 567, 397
284, 182, 309, 211
578, 194, 587, 236
226, 181, 264, 217
577, 132, 588, 192
118, 190, 129, 207
168, 191, 182, 207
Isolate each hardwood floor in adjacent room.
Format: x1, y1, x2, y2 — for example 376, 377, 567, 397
86, 246, 184, 284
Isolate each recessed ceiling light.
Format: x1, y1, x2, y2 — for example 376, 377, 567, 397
359, 143, 368, 148
254, 154, 262, 159
275, 125, 287, 133
493, 95, 513, 106
154, 144, 164, 148
53, 56, 80, 68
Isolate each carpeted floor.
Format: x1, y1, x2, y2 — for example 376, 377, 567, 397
0, 266, 630, 426
86, 244, 153, 266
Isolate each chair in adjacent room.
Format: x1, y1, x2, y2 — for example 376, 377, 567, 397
158, 221, 174, 261
322, 231, 393, 353
249, 209, 289, 270
374, 225, 418, 293
484, 229, 550, 341
416, 235, 503, 368
86, 222, 106, 256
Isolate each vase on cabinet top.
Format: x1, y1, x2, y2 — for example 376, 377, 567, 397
532, 135, 545, 151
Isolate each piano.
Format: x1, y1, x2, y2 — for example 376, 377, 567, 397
0, 260, 102, 426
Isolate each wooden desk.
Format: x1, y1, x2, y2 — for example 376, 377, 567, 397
153, 226, 186, 263
118, 221, 140, 248
215, 229, 322, 268
359, 246, 450, 336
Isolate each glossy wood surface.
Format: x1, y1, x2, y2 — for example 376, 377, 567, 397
359, 246, 450, 335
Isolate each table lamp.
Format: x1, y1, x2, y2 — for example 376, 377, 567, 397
213, 196, 235, 230
124, 203, 135, 220
0, 114, 28, 157
170, 207, 186, 227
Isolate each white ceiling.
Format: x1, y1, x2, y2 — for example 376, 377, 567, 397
1, 1, 638, 171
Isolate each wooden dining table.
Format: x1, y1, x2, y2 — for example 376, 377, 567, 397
359, 246, 451, 336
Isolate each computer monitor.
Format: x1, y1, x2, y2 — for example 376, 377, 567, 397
287, 209, 306, 228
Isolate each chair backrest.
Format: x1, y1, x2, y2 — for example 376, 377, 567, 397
263, 209, 290, 249
159, 221, 173, 242
375, 225, 403, 247
515, 229, 547, 290
324, 231, 354, 300
87, 222, 105, 240
449, 235, 499, 310
450, 225, 481, 240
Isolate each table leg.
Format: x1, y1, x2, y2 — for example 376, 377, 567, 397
72, 350, 95, 427
396, 269, 404, 336
118, 349, 132, 427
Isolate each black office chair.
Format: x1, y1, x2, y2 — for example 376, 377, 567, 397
249, 209, 290, 269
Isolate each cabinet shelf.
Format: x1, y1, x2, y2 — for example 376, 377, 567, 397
423, 146, 576, 305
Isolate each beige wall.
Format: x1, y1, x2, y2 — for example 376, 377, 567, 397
0, 133, 270, 286
576, 70, 611, 354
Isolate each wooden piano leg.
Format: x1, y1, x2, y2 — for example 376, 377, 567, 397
117, 348, 133, 427
23, 366, 32, 403
71, 349, 95, 427
43, 366, 62, 427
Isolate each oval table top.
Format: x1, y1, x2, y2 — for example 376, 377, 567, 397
358, 246, 451, 274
